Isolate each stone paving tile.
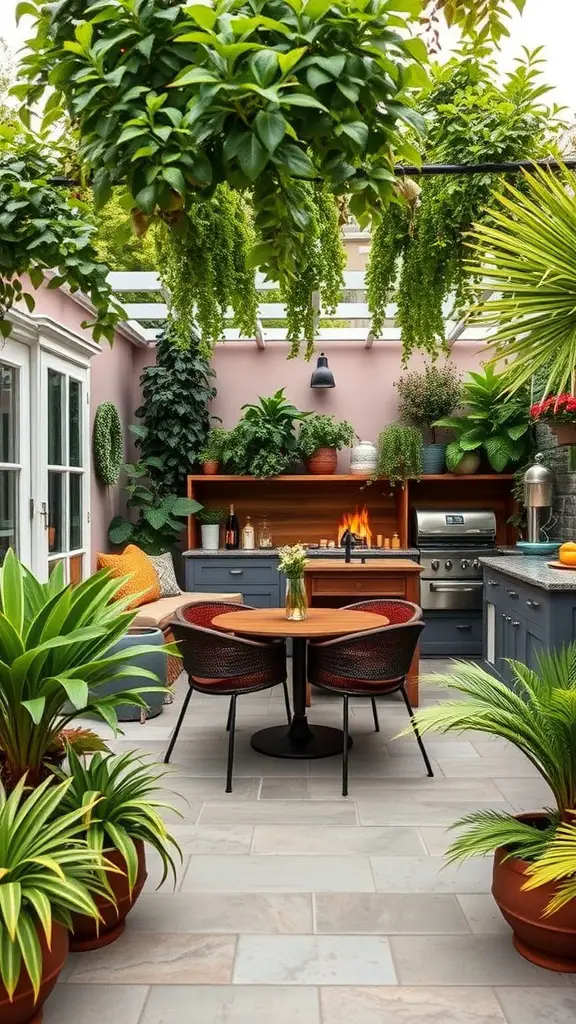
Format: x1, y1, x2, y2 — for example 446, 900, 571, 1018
492, 776, 555, 810
320, 986, 507, 1023
199, 799, 358, 824
457, 895, 511, 935
180, 854, 375, 893
66, 932, 237, 984
234, 934, 397, 985
417, 825, 452, 856
390, 935, 569, 986
43, 984, 149, 1024
495, 986, 576, 1023
166, 776, 262, 799
139, 985, 320, 1023
168, 823, 254, 854
371, 855, 492, 894
437, 757, 541, 779
260, 777, 311, 799
358, 797, 512, 826
129, 893, 313, 934
252, 824, 425, 855
314, 893, 469, 934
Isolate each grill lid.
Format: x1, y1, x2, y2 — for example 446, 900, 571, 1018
413, 509, 496, 548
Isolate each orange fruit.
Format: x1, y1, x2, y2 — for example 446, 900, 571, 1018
559, 542, 576, 566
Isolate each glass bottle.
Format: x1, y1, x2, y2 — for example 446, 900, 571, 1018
242, 516, 255, 550
225, 503, 240, 550
257, 518, 273, 549
285, 576, 308, 621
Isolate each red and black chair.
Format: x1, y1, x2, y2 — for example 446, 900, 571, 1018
342, 599, 422, 733
164, 602, 290, 792
307, 620, 432, 796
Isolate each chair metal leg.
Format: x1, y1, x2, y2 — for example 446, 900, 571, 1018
400, 683, 434, 777
225, 694, 238, 793
226, 696, 233, 732
282, 680, 292, 725
164, 683, 193, 764
371, 697, 380, 732
342, 694, 350, 797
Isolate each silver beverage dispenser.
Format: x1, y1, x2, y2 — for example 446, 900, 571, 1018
523, 454, 555, 542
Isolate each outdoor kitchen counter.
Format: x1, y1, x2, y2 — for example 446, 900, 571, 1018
480, 555, 576, 591
183, 549, 420, 558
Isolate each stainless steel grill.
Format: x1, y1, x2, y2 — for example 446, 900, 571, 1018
413, 509, 498, 612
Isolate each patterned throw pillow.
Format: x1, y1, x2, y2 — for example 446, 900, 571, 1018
97, 544, 161, 609
148, 552, 181, 598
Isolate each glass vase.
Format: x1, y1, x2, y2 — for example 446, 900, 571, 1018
285, 576, 308, 621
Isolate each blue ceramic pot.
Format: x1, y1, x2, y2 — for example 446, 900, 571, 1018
100, 625, 167, 721
422, 444, 446, 474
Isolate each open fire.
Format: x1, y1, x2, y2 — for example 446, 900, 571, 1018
338, 506, 372, 548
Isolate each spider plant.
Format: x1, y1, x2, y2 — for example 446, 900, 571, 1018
0, 775, 111, 1002
403, 645, 576, 862
467, 162, 576, 397
52, 749, 182, 892
0, 548, 169, 789
523, 817, 576, 915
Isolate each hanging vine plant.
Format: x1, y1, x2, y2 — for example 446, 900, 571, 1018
17, 0, 429, 358
93, 401, 123, 486
365, 44, 561, 362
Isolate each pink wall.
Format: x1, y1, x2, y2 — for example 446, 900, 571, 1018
133, 338, 487, 471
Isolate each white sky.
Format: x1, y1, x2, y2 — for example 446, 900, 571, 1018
2, 0, 576, 115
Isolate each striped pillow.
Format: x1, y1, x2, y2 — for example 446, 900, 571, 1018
148, 552, 181, 598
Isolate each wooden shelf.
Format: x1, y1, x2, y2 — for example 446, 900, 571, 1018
416, 474, 514, 482
187, 474, 374, 482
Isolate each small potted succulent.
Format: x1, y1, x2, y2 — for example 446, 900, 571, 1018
376, 424, 423, 486
298, 414, 356, 474
199, 427, 228, 474
0, 777, 110, 1024
196, 507, 227, 550
529, 393, 576, 446
395, 362, 462, 473
53, 749, 181, 951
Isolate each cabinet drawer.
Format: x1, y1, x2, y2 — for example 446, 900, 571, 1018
191, 583, 280, 609
421, 612, 482, 657
309, 574, 408, 597
192, 560, 278, 587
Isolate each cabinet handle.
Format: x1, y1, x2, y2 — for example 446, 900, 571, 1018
505, 616, 512, 623
229, 569, 243, 575
455, 624, 471, 630
526, 600, 541, 608
512, 621, 520, 628
488, 580, 500, 587
507, 590, 518, 598
502, 613, 507, 619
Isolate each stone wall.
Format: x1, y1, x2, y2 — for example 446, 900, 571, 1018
536, 424, 576, 540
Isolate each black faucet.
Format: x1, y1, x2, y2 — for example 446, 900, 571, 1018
344, 530, 354, 563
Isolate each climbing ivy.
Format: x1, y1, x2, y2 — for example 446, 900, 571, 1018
93, 402, 123, 485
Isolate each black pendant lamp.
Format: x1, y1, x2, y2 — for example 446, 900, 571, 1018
310, 352, 335, 389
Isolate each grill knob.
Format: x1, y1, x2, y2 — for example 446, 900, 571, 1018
445, 559, 453, 570
431, 559, 440, 571
460, 559, 470, 570
472, 559, 481, 570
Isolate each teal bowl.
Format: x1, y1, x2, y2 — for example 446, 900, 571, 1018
515, 541, 559, 556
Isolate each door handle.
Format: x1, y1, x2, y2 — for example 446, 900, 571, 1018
488, 580, 500, 587
512, 621, 520, 628
507, 590, 518, 598
40, 501, 49, 531
526, 600, 541, 608
229, 569, 243, 575
455, 624, 471, 630
430, 582, 483, 592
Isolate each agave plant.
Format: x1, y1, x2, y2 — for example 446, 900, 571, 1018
404, 645, 576, 863
0, 548, 167, 789
467, 163, 576, 397
53, 749, 182, 892
0, 775, 111, 1002
434, 367, 533, 473
523, 817, 576, 915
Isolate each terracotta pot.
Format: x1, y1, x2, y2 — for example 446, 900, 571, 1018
202, 461, 220, 475
492, 813, 576, 972
305, 447, 338, 474
69, 840, 147, 952
550, 423, 576, 446
0, 922, 68, 1024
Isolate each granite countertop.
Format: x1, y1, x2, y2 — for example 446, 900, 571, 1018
480, 555, 576, 591
183, 548, 420, 559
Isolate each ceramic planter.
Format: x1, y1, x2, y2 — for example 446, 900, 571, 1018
70, 841, 148, 952
202, 460, 220, 475
549, 423, 576, 446
350, 440, 377, 475
0, 923, 68, 1024
492, 814, 576, 972
98, 625, 166, 722
201, 523, 220, 550
422, 444, 446, 474
305, 447, 338, 475
452, 453, 481, 475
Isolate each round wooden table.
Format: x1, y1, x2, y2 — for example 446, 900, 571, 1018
212, 607, 387, 759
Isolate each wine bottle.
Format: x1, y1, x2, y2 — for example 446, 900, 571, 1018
225, 503, 240, 550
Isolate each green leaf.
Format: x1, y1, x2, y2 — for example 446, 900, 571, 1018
0, 548, 24, 633
16, 914, 42, 1001
15, 1, 38, 24
183, 4, 217, 29
236, 133, 269, 181
403, 36, 428, 62
0, 883, 22, 942
162, 167, 186, 195
21, 697, 46, 725
273, 143, 316, 178
304, 0, 333, 16
58, 677, 89, 710
134, 184, 157, 215
108, 519, 134, 546
280, 92, 328, 112
250, 50, 278, 88
169, 67, 218, 87
336, 121, 368, 149
254, 111, 286, 153
277, 47, 308, 77
0, 926, 21, 1000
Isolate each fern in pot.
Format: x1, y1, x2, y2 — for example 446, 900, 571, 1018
196, 507, 227, 550
298, 415, 355, 475
396, 362, 462, 473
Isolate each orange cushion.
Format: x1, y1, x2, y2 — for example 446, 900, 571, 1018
97, 544, 161, 609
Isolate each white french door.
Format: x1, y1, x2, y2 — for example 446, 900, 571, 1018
34, 352, 90, 583
0, 340, 31, 567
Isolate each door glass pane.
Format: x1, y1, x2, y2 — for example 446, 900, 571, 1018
0, 470, 17, 564
69, 553, 83, 585
0, 364, 17, 463
48, 472, 63, 553
48, 370, 64, 466
69, 474, 82, 550
69, 379, 82, 467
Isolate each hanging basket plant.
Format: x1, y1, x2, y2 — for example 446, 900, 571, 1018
93, 401, 123, 485
17, 0, 429, 359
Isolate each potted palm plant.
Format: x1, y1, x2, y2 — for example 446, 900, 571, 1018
0, 549, 166, 791
395, 362, 462, 473
53, 749, 181, 951
434, 367, 533, 474
406, 646, 576, 971
0, 776, 111, 1024
298, 414, 355, 474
